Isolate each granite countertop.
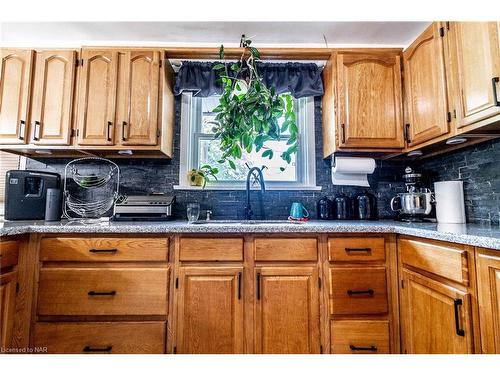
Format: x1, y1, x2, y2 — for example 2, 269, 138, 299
1, 219, 500, 250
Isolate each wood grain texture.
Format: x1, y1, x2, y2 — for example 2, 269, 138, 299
336, 51, 404, 149
254, 266, 320, 354
160, 52, 174, 157
330, 320, 390, 354
30, 50, 76, 145
328, 237, 385, 262
0, 48, 33, 144
0, 240, 20, 269
329, 267, 388, 315
254, 237, 317, 262
403, 22, 450, 147
179, 237, 243, 262
321, 53, 337, 157
33, 321, 165, 354
449, 22, 500, 129
0, 271, 18, 349
116, 50, 160, 146
37, 267, 169, 316
475, 248, 500, 353
175, 266, 244, 353
400, 269, 473, 354
76, 49, 118, 146
39, 237, 168, 262
399, 237, 469, 284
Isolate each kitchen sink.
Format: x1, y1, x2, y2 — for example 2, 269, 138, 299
190, 220, 305, 225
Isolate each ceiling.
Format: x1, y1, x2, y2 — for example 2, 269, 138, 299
0, 22, 430, 48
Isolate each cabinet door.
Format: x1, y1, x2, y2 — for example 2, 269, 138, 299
176, 267, 244, 354
76, 49, 118, 145
0, 271, 18, 349
337, 52, 404, 149
0, 49, 33, 144
30, 50, 76, 145
400, 269, 473, 353
476, 248, 500, 353
403, 23, 449, 146
450, 22, 500, 128
254, 266, 320, 354
117, 50, 160, 146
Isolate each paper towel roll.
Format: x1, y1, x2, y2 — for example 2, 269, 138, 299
332, 157, 376, 187
434, 181, 466, 224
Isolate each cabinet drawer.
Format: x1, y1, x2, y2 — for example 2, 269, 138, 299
329, 267, 388, 315
40, 237, 168, 262
37, 268, 169, 316
33, 322, 165, 354
254, 238, 317, 261
399, 237, 468, 284
179, 238, 243, 261
331, 320, 390, 354
328, 237, 385, 262
0, 240, 19, 269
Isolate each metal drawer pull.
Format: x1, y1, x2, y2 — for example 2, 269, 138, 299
33, 120, 41, 141
493, 77, 500, 106
88, 290, 116, 296
347, 289, 374, 296
237, 272, 242, 300
340, 123, 346, 143
89, 248, 118, 253
345, 247, 372, 253
349, 345, 377, 352
18, 120, 25, 140
122, 121, 128, 141
453, 298, 465, 337
256, 272, 261, 300
83, 345, 113, 353
107, 121, 113, 141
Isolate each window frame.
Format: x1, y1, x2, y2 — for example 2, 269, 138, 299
177, 92, 319, 191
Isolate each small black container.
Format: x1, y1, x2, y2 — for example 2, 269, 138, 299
316, 196, 333, 220
333, 193, 351, 220
354, 191, 378, 220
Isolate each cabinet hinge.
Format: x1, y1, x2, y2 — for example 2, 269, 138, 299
173, 346, 177, 354
76, 58, 83, 67
439, 27, 445, 37
318, 277, 322, 289
16, 282, 20, 294
447, 111, 452, 123
401, 279, 404, 289
175, 277, 179, 289
320, 345, 323, 354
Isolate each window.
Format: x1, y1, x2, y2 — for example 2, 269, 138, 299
178, 93, 318, 190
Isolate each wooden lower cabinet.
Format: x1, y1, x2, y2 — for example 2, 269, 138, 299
0, 271, 18, 350
400, 269, 473, 353
331, 320, 390, 354
475, 248, 500, 353
33, 322, 165, 354
175, 267, 244, 354
254, 266, 320, 354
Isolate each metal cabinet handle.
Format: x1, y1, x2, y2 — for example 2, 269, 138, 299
347, 289, 374, 296
89, 248, 118, 254
493, 77, 500, 106
454, 298, 465, 337
122, 121, 127, 141
33, 121, 40, 141
405, 123, 411, 144
88, 290, 116, 296
349, 345, 377, 352
18, 120, 25, 140
107, 121, 113, 141
345, 248, 372, 253
340, 123, 346, 144
83, 345, 112, 353
237, 272, 242, 300
256, 272, 261, 300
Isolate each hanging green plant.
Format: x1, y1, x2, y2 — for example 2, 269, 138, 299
211, 36, 298, 171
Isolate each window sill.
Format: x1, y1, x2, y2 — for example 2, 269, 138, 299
173, 185, 322, 191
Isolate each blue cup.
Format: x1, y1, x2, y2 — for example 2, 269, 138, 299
290, 202, 309, 219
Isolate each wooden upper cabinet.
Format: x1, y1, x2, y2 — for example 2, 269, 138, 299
176, 267, 244, 354
254, 267, 320, 354
30, 50, 76, 145
403, 23, 449, 146
475, 248, 500, 354
448, 22, 500, 128
0, 49, 33, 144
336, 52, 404, 149
76, 49, 118, 146
400, 270, 473, 354
116, 50, 160, 146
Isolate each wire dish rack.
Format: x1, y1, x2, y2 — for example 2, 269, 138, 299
63, 157, 122, 220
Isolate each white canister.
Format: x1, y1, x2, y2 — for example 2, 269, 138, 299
434, 181, 466, 224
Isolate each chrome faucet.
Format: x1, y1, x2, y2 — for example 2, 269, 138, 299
244, 167, 266, 220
